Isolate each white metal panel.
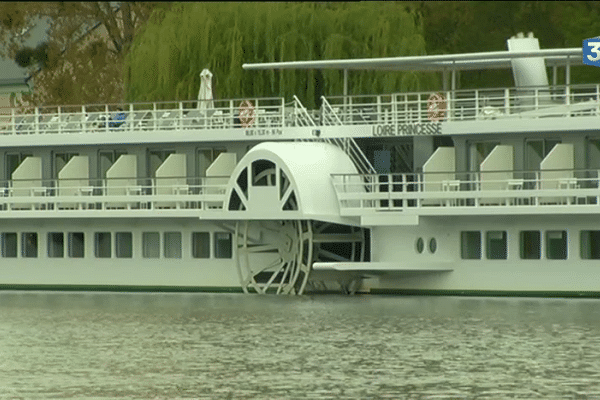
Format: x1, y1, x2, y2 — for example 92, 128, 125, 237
480, 145, 514, 190
58, 156, 90, 209
540, 144, 574, 205
106, 155, 137, 208
11, 156, 42, 210
155, 154, 187, 208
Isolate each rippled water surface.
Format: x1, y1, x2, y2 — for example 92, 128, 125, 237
1, 292, 600, 399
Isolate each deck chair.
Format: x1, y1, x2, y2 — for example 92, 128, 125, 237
158, 111, 179, 129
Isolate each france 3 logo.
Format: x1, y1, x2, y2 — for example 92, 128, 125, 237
583, 37, 600, 67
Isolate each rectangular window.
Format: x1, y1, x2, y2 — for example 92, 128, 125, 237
520, 231, 541, 259
143, 232, 160, 258
214, 232, 232, 259
21, 232, 37, 258
2, 232, 17, 258
115, 232, 133, 258
461, 231, 481, 259
68, 232, 85, 258
486, 231, 507, 260
581, 230, 600, 260
546, 230, 567, 260
164, 232, 182, 259
48, 232, 64, 258
95, 232, 111, 258
192, 232, 210, 258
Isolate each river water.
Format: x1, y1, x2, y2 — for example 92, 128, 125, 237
1, 292, 600, 399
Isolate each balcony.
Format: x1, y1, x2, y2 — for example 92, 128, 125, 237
332, 169, 600, 219
320, 84, 600, 126
0, 176, 229, 214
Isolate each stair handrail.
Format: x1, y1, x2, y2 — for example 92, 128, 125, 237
320, 96, 343, 126
292, 95, 316, 127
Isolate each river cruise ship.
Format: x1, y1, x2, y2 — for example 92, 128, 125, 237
0, 33, 597, 296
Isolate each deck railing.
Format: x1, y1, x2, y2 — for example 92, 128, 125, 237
0, 176, 230, 212
322, 84, 600, 125
0, 97, 307, 136
332, 168, 600, 215
1, 84, 597, 137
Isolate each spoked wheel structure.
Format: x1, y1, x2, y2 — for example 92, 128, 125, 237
236, 220, 367, 295
236, 220, 313, 295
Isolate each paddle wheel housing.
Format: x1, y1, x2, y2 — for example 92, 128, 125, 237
224, 142, 368, 294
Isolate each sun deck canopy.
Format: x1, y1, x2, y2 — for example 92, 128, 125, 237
243, 48, 583, 72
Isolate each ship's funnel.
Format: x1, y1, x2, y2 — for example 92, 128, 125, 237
507, 32, 549, 87
507, 32, 551, 110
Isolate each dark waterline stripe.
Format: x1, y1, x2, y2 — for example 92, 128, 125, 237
1, 284, 600, 298
0, 285, 244, 294
370, 288, 600, 298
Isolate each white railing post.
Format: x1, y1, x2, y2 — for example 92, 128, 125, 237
82, 105, 87, 134
153, 102, 157, 131
280, 98, 285, 128
104, 104, 109, 133
179, 101, 183, 129
35, 107, 40, 135
597, 84, 600, 116
11, 108, 15, 135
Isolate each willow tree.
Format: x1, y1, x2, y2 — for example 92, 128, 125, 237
125, 2, 436, 108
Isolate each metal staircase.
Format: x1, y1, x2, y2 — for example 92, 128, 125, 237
293, 96, 376, 176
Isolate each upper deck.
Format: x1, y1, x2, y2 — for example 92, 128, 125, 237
0, 82, 598, 147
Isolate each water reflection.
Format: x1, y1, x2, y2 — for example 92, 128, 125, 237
1, 292, 600, 399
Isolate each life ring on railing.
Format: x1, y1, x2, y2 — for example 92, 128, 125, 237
427, 92, 447, 121
239, 100, 255, 128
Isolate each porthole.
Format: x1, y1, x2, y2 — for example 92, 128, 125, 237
415, 237, 424, 253
429, 238, 437, 254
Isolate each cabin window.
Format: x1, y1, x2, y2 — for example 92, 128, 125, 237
22, 232, 37, 258
429, 238, 437, 254
68, 232, 85, 258
525, 139, 560, 189
486, 231, 507, 260
53, 152, 78, 178
415, 237, 424, 254
164, 232, 182, 259
116, 232, 133, 258
214, 232, 232, 259
581, 230, 600, 260
192, 232, 210, 258
461, 231, 481, 259
546, 230, 567, 260
142, 232, 160, 258
98, 150, 127, 178
147, 149, 175, 179
520, 231, 541, 259
48, 232, 64, 258
5, 153, 32, 180
197, 148, 225, 177
1, 232, 17, 258
95, 232, 111, 258
468, 142, 499, 172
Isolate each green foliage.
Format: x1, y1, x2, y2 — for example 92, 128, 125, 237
417, 1, 600, 89
0, 2, 165, 106
125, 2, 435, 108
